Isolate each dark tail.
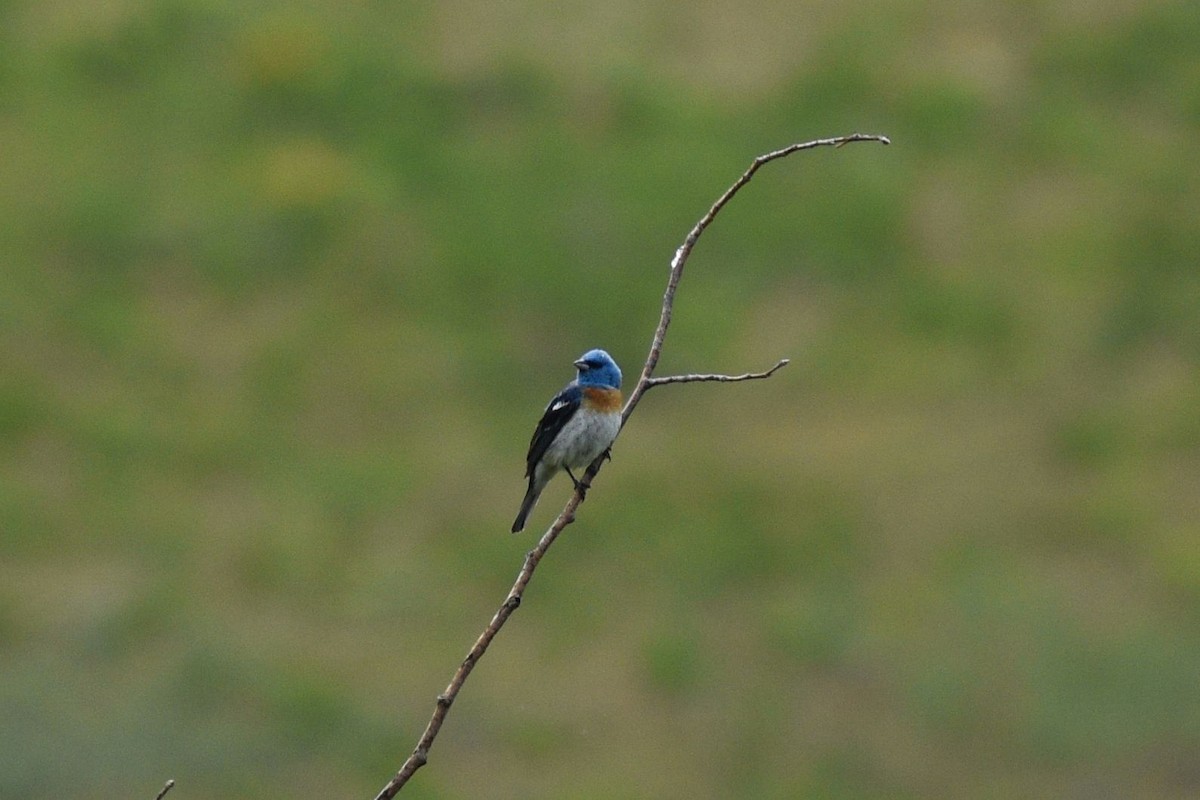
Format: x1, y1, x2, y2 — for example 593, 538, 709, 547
511, 479, 540, 533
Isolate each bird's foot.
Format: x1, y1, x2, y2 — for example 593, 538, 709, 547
565, 468, 589, 498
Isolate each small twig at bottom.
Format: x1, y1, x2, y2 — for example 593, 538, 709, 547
154, 780, 175, 800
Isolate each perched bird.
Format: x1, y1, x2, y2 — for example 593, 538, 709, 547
512, 349, 623, 533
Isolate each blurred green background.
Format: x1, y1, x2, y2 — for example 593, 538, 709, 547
2, 1, 1199, 798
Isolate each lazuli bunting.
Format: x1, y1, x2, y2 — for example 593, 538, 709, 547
511, 349, 623, 533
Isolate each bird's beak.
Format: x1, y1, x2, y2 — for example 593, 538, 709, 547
574, 359, 589, 370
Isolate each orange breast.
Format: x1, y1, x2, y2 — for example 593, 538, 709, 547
582, 386, 623, 412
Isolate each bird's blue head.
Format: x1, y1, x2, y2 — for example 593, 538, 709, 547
574, 349, 622, 389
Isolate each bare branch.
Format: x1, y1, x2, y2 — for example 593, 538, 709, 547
643, 358, 790, 391
373, 133, 888, 798
372, 496, 582, 800
154, 780, 175, 800
620, 132, 889, 423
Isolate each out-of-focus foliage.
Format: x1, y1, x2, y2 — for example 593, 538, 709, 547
1, 1, 1198, 797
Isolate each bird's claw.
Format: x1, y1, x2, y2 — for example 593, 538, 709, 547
566, 468, 589, 499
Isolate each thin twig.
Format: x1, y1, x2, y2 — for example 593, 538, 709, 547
620, 132, 889, 423
643, 358, 790, 390
372, 496, 583, 800
154, 780, 175, 800
372, 132, 888, 799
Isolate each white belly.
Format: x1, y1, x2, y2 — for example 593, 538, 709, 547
542, 407, 621, 471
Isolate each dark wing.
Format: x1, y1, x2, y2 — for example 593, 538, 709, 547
524, 383, 581, 477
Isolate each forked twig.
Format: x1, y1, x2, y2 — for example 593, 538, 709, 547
373, 132, 889, 799
620, 133, 889, 422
